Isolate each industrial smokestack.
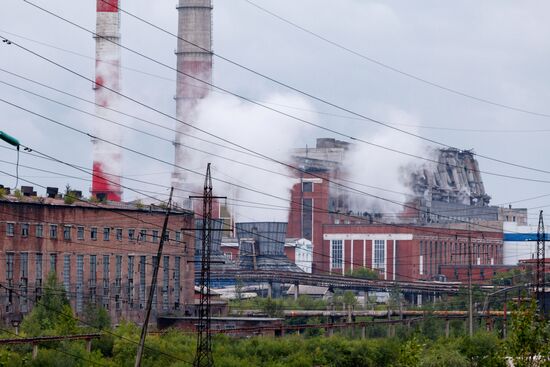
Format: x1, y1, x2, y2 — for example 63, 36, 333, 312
91, 0, 123, 202
173, 0, 213, 206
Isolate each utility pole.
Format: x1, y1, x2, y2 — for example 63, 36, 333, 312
468, 229, 473, 338
536, 210, 545, 317
134, 188, 174, 367
191, 164, 217, 367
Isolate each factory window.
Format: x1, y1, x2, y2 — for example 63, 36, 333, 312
115, 255, 122, 289
63, 255, 71, 293
50, 253, 57, 273
76, 255, 84, 313
152, 256, 158, 310
6, 253, 14, 281
103, 255, 110, 307
77, 226, 84, 240
175, 231, 181, 243
480, 269, 485, 280
331, 240, 343, 269
139, 256, 146, 309
302, 181, 313, 192
63, 225, 71, 240
90, 255, 97, 304
513, 216, 516, 222
103, 227, 110, 241
21, 223, 29, 237
91, 227, 98, 241
35, 253, 43, 285
152, 230, 159, 243
163, 256, 169, 311
373, 239, 386, 273
49, 224, 58, 239
36, 224, 43, 238
6, 222, 14, 237
139, 229, 147, 242
20, 253, 28, 312
116, 228, 123, 241
128, 256, 135, 308
302, 198, 313, 240
128, 229, 135, 241
174, 256, 181, 308
163, 230, 170, 242
21, 252, 28, 279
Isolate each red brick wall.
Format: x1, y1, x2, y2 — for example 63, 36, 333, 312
322, 224, 503, 282
0, 200, 195, 324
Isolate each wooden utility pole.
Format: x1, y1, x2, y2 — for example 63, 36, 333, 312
134, 188, 174, 367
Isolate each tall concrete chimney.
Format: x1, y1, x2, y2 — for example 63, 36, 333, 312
91, 0, 123, 202
173, 0, 213, 206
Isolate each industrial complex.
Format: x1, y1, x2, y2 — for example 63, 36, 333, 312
0, 2, 548, 360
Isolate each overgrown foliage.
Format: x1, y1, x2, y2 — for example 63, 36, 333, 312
3, 287, 550, 366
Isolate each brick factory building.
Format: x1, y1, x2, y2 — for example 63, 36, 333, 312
321, 224, 503, 282
286, 138, 524, 282
0, 192, 195, 325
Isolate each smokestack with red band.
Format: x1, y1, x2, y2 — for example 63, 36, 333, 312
92, 0, 122, 202
172, 0, 213, 206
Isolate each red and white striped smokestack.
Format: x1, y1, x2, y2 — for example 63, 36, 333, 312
173, 0, 213, 207
92, 0, 123, 202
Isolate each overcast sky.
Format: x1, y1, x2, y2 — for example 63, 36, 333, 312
1, 1, 549, 223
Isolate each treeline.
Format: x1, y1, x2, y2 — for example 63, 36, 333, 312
0, 273, 549, 366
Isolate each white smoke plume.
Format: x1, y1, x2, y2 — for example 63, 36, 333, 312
342, 109, 428, 217
181, 93, 315, 222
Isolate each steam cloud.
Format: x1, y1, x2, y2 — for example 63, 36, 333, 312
182, 93, 315, 222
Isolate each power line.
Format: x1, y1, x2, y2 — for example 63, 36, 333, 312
243, 0, 550, 120
5, 28, 550, 136
0, 97, 536, 239
90, 0, 550, 176
17, 0, 550, 177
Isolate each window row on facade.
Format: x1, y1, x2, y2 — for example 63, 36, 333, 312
419, 239, 501, 276
4, 222, 184, 244
2, 252, 185, 314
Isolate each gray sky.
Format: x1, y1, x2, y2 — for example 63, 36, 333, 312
1, 1, 549, 223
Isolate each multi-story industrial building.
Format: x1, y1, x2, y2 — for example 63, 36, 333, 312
0, 190, 195, 325
322, 223, 503, 282
287, 138, 524, 281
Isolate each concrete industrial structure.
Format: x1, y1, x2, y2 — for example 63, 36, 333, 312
236, 222, 302, 272
0, 190, 195, 325
172, 0, 213, 204
91, 0, 123, 202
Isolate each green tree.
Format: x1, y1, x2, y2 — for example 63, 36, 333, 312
460, 331, 505, 367
346, 267, 380, 280
21, 272, 77, 336
394, 336, 423, 367
82, 302, 111, 330
505, 300, 550, 367
421, 342, 468, 367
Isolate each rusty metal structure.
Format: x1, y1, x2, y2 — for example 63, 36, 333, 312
236, 222, 303, 272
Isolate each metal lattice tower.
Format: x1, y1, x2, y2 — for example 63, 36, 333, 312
536, 210, 545, 316
194, 164, 214, 367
